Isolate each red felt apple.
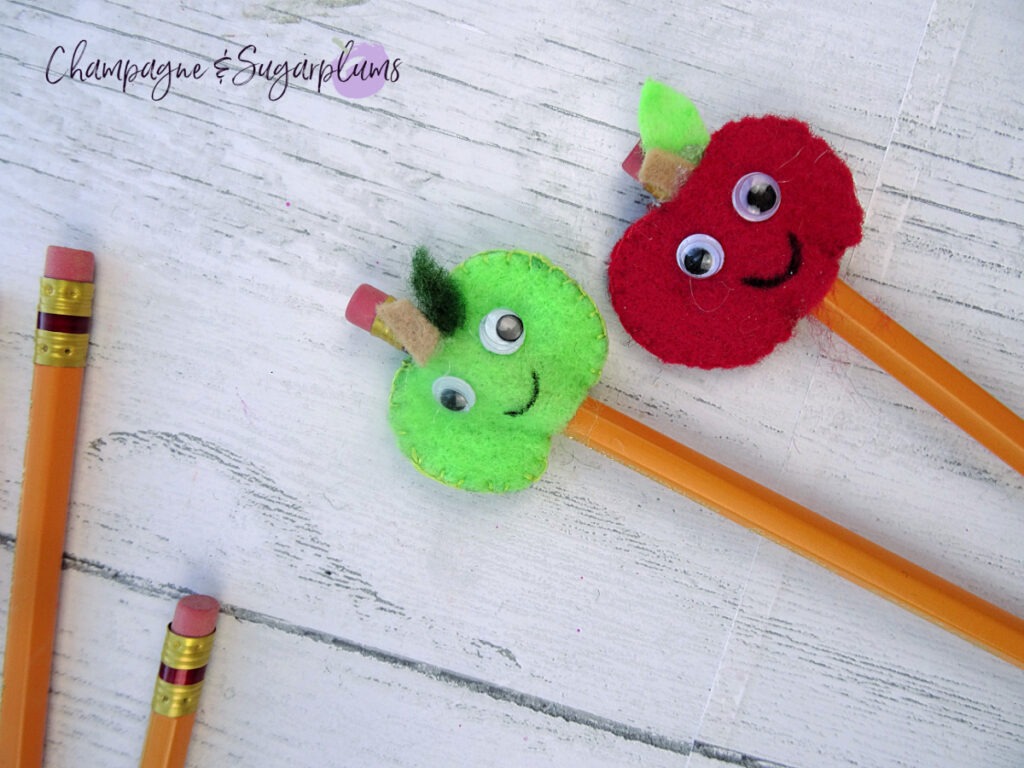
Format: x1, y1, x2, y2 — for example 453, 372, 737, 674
609, 82, 863, 369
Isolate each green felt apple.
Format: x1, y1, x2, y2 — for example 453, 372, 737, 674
388, 249, 608, 492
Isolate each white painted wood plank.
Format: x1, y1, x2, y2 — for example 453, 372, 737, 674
691, 1, 1024, 765
0, 1, 1020, 767
0, 550, 692, 767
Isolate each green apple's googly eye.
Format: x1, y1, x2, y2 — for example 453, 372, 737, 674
432, 376, 475, 412
479, 308, 525, 355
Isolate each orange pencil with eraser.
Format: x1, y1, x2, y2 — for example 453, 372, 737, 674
139, 594, 220, 768
0, 246, 95, 768
344, 245, 1024, 669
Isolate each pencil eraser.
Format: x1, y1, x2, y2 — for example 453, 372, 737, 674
45, 246, 95, 283
171, 594, 220, 638
621, 141, 644, 181
346, 283, 390, 331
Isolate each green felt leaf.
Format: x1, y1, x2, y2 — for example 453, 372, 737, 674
637, 79, 709, 163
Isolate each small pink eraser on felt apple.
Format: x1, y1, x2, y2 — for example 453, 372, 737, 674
621, 141, 644, 181
346, 283, 391, 331
171, 594, 220, 637
44, 246, 95, 283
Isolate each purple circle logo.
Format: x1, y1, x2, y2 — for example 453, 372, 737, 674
333, 41, 396, 99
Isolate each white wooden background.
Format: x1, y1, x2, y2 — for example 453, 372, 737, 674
1, 1, 1022, 766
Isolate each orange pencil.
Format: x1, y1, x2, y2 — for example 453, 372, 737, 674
813, 279, 1024, 475
350, 284, 1024, 668
565, 397, 1024, 668
0, 246, 95, 768
139, 594, 220, 768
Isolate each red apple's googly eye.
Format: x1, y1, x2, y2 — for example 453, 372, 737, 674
732, 172, 781, 221
676, 234, 725, 279
432, 376, 476, 412
479, 308, 524, 354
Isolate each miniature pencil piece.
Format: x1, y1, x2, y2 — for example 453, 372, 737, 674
139, 595, 220, 768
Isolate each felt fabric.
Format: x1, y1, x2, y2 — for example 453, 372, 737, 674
376, 298, 440, 366
609, 114, 863, 368
389, 250, 608, 492
637, 79, 709, 163
638, 147, 697, 202
411, 246, 465, 336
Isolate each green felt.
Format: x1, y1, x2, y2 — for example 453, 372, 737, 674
411, 246, 466, 336
637, 79, 709, 163
388, 250, 608, 492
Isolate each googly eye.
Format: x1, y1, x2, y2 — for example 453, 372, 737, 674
732, 172, 781, 222
676, 234, 725, 279
479, 308, 524, 355
432, 376, 476, 412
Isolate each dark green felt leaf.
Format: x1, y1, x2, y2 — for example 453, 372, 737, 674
411, 247, 466, 336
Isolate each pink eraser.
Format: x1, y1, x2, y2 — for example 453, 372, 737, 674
45, 246, 95, 283
346, 283, 390, 331
621, 140, 644, 181
171, 594, 220, 638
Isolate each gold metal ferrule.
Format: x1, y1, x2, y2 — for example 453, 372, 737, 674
369, 296, 404, 351
161, 627, 216, 671
34, 330, 89, 367
38, 277, 94, 317
151, 678, 205, 718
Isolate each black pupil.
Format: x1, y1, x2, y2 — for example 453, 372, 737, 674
440, 389, 467, 411
683, 248, 714, 275
496, 314, 523, 342
747, 183, 777, 213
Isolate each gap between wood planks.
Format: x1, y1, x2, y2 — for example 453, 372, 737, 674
0, 534, 796, 768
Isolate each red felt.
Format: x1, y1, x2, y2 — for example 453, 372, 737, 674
609, 116, 863, 369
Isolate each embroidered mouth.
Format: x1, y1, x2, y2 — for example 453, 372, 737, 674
504, 370, 540, 417
741, 232, 803, 289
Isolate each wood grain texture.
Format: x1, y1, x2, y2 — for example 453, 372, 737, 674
0, 0, 1021, 766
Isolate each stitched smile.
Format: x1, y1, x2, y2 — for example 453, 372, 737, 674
741, 232, 803, 289
505, 370, 540, 417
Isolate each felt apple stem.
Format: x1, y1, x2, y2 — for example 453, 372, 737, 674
348, 284, 1024, 669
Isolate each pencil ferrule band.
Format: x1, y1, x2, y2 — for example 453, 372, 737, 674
38, 277, 94, 317
34, 329, 89, 367
370, 316, 400, 349
150, 678, 205, 718
160, 627, 215, 670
